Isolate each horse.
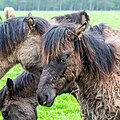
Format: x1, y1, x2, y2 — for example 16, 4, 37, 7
0, 72, 79, 120
0, 16, 50, 80
4, 7, 16, 20
0, 72, 38, 120
37, 23, 120, 119
49, 10, 90, 26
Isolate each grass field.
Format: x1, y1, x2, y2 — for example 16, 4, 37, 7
0, 11, 120, 120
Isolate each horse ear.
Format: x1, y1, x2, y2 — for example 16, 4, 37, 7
27, 17, 36, 30
81, 10, 90, 24
6, 78, 14, 98
75, 22, 87, 38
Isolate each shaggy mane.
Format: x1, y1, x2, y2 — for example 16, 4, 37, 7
41, 23, 116, 79
0, 16, 50, 57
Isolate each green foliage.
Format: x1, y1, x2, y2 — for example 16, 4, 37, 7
0, 11, 120, 120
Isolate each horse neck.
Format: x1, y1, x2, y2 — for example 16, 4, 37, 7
16, 34, 42, 76
23, 95, 38, 109
0, 53, 17, 79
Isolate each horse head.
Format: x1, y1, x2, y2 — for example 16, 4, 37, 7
0, 78, 38, 120
37, 22, 87, 106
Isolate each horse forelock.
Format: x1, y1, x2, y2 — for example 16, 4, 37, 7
41, 23, 78, 65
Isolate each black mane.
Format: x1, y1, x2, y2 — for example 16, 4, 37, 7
0, 16, 50, 57
0, 71, 38, 109
41, 23, 116, 79
51, 11, 89, 24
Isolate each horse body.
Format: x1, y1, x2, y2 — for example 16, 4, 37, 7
0, 16, 50, 79
37, 23, 120, 119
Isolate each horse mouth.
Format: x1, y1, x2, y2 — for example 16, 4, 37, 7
42, 98, 54, 107
37, 89, 56, 107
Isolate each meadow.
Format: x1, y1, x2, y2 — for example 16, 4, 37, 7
0, 10, 120, 120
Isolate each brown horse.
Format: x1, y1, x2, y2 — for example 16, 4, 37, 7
0, 16, 50, 79
0, 72, 79, 120
37, 23, 120, 119
49, 10, 90, 26
4, 7, 16, 20
0, 72, 38, 120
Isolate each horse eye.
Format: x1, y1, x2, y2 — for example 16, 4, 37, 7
60, 58, 66, 64
2, 111, 9, 119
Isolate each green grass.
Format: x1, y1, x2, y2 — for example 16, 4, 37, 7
0, 11, 120, 120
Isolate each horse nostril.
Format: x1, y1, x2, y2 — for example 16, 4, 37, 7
37, 93, 49, 105
45, 94, 48, 101
2, 111, 9, 119
42, 94, 49, 105
37, 95, 43, 105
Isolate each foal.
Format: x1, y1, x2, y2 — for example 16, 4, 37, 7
0, 72, 38, 120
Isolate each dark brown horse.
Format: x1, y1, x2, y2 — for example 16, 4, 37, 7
0, 72, 38, 120
0, 72, 79, 120
0, 16, 50, 79
37, 23, 120, 119
49, 10, 90, 26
